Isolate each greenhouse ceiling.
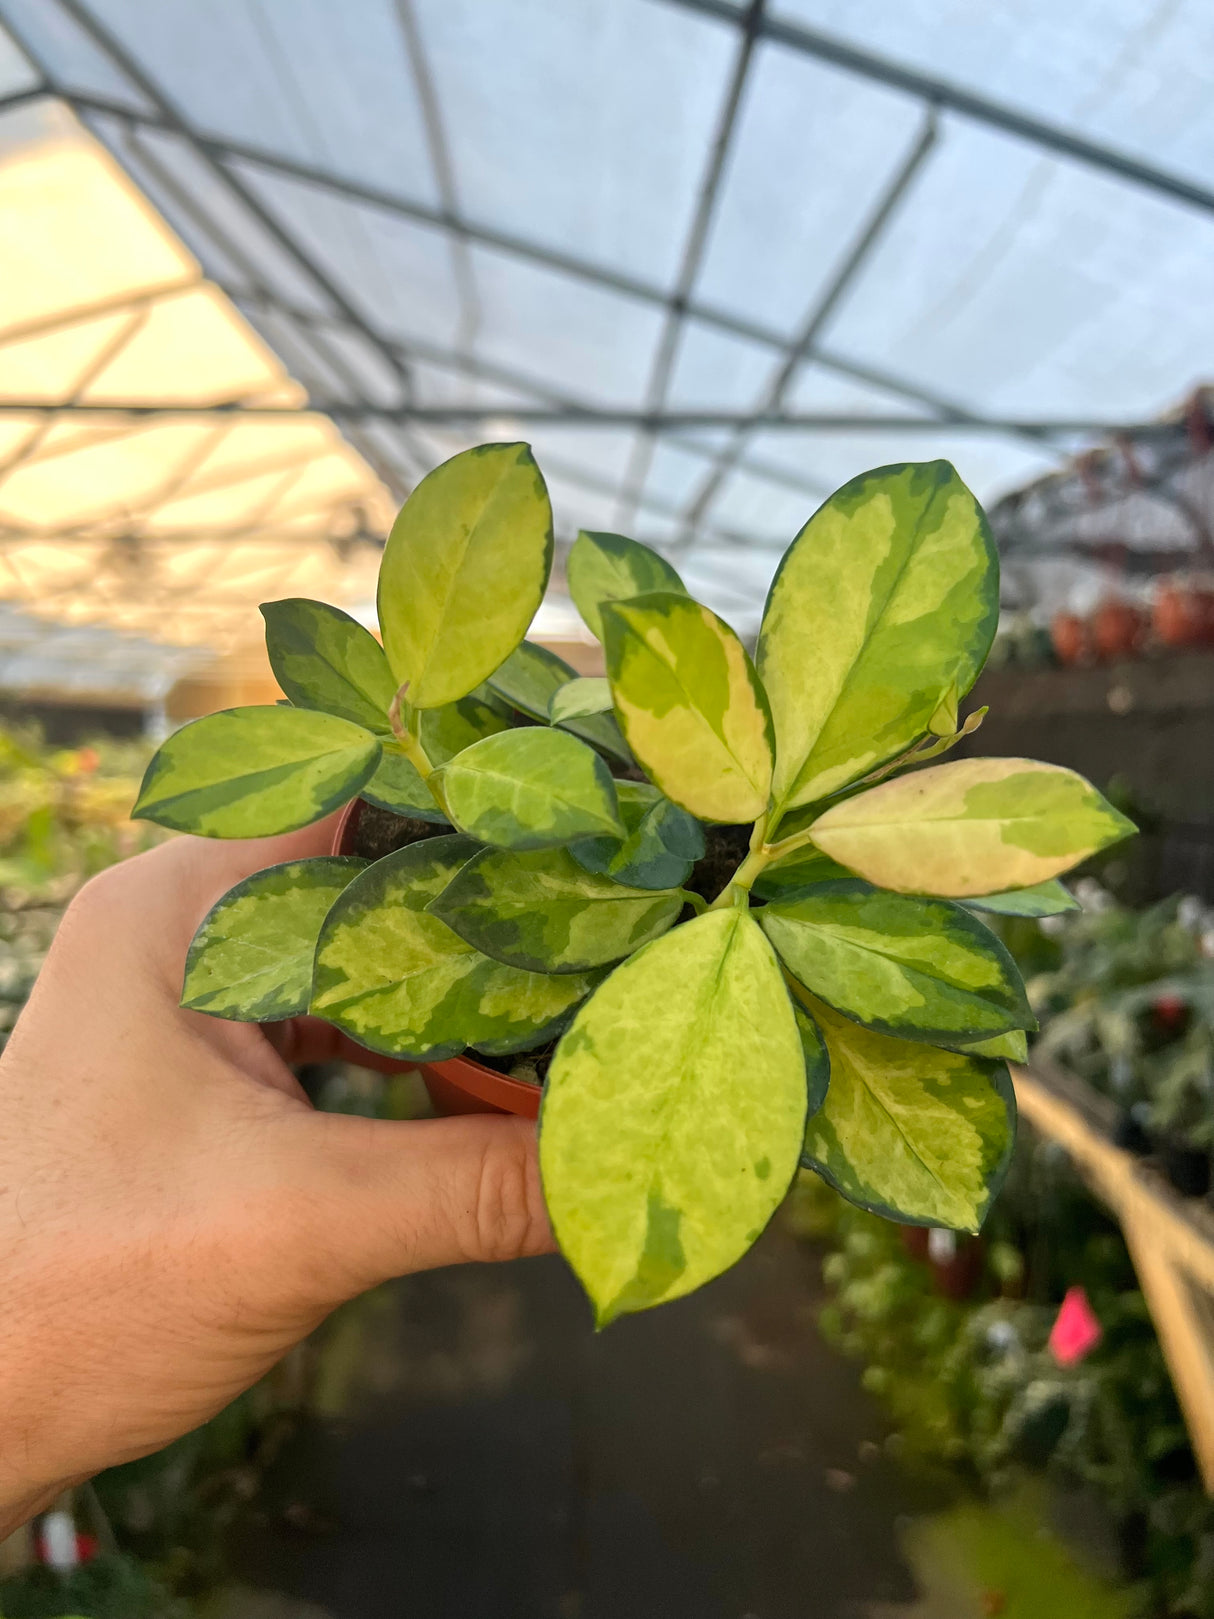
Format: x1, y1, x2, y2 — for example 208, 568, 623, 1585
0, 0, 1212, 644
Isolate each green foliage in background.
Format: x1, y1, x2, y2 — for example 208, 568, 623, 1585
0, 727, 163, 1053
132, 444, 1135, 1323
788, 947, 1214, 1619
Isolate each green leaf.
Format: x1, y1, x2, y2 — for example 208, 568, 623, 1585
758, 461, 999, 814
570, 781, 705, 891
964, 879, 1080, 918
797, 990, 1016, 1229
487, 640, 633, 764
486, 638, 576, 719
361, 745, 447, 821
312, 836, 597, 1058
566, 528, 688, 642
182, 857, 366, 1021
761, 879, 1034, 1043
794, 1000, 831, 1117
133, 706, 381, 837
434, 728, 623, 850
541, 908, 807, 1324
261, 598, 396, 732
809, 757, 1136, 897
944, 1028, 1029, 1063
603, 592, 773, 823
362, 690, 510, 818
421, 691, 511, 763
751, 845, 855, 903
430, 843, 683, 972
549, 676, 612, 724
377, 442, 553, 708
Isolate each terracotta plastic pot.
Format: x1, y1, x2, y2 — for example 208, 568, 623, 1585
328, 797, 542, 1119
1050, 610, 1090, 667
1153, 581, 1203, 649
1091, 597, 1144, 662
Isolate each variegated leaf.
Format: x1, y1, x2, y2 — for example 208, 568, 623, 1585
603, 592, 773, 823
261, 598, 396, 732
549, 677, 612, 724
570, 781, 705, 891
794, 1000, 831, 1117
377, 442, 553, 708
798, 989, 1016, 1230
944, 1028, 1029, 1063
567, 528, 687, 642
429, 843, 683, 972
363, 694, 509, 820
964, 879, 1080, 918
758, 462, 999, 814
761, 880, 1033, 1043
361, 745, 446, 821
434, 728, 623, 850
182, 857, 366, 1021
486, 638, 577, 720
422, 690, 511, 764
809, 757, 1135, 897
487, 640, 632, 764
311, 836, 597, 1058
540, 909, 807, 1324
134, 706, 381, 837
750, 845, 855, 904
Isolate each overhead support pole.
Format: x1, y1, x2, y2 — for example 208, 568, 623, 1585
50, 90, 1018, 432
0, 401, 1160, 435
615, 0, 766, 531
393, 0, 481, 358
676, 109, 940, 544
657, 0, 1214, 219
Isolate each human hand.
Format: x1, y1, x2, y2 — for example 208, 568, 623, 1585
0, 818, 554, 1533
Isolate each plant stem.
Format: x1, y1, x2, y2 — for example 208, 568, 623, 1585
708, 813, 770, 910
387, 681, 449, 817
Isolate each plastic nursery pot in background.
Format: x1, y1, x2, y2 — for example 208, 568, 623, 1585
329, 798, 541, 1121
1050, 610, 1091, 667
1091, 595, 1145, 663
1153, 575, 1214, 649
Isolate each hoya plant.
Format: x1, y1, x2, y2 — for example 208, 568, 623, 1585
133, 442, 1134, 1326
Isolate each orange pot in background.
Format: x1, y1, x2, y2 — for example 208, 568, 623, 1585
1153, 580, 1203, 649
1050, 611, 1090, 667
1092, 597, 1145, 662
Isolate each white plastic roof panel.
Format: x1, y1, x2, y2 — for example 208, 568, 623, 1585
691, 41, 927, 337
408, 0, 739, 288
772, 0, 1214, 189
0, 0, 1211, 647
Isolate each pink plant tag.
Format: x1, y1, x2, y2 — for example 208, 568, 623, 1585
1049, 1286, 1102, 1366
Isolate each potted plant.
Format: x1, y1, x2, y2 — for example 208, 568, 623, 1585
132, 444, 1134, 1324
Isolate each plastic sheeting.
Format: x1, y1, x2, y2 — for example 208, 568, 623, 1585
0, 0, 1211, 638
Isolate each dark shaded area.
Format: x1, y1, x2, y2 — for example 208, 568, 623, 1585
228, 1224, 936, 1619
0, 699, 146, 743
963, 650, 1214, 900
685, 822, 754, 904
350, 802, 452, 862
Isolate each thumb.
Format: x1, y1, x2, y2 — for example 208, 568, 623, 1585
284, 1109, 556, 1298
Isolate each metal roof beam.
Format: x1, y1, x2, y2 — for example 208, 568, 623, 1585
0, 400, 1161, 434
677, 109, 939, 541
658, 0, 1214, 217
616, 0, 766, 529
47, 89, 1003, 429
